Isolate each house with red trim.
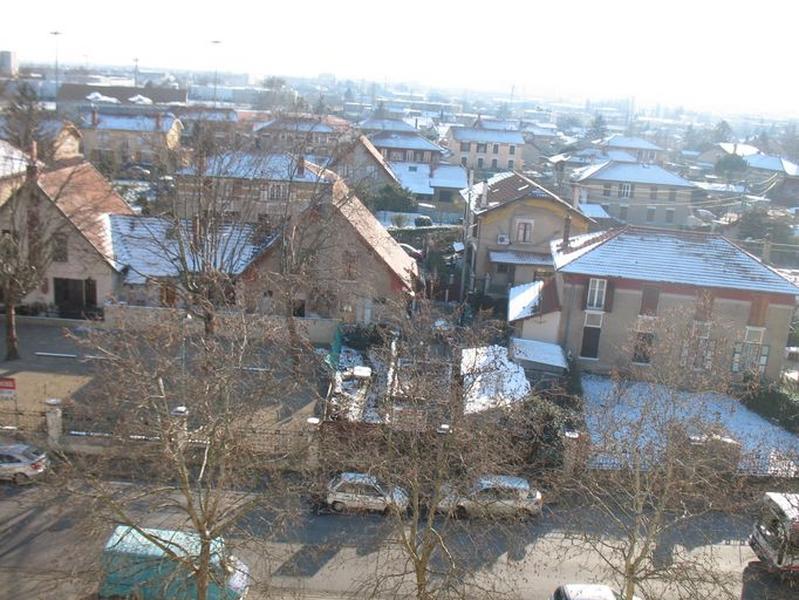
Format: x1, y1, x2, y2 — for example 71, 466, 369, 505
509, 226, 799, 380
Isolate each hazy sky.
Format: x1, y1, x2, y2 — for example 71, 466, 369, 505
4, 0, 798, 116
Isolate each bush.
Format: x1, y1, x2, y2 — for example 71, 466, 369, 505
738, 380, 799, 434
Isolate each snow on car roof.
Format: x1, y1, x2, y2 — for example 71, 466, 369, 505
337, 472, 380, 486
476, 475, 530, 491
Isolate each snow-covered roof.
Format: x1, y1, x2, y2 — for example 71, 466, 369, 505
80, 111, 178, 133
449, 127, 525, 145
490, 250, 552, 267
553, 227, 799, 296
128, 94, 153, 105
369, 131, 444, 153
573, 161, 695, 188
718, 142, 761, 157
255, 119, 334, 134
744, 153, 799, 176
508, 281, 544, 321
359, 117, 417, 133
177, 152, 323, 183
460, 345, 531, 415
694, 182, 745, 194
0, 140, 29, 180
389, 162, 467, 195
509, 337, 568, 370
578, 202, 612, 219
85, 91, 120, 104
599, 134, 662, 151
765, 492, 799, 522
109, 214, 272, 284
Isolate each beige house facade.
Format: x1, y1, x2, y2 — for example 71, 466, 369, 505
445, 127, 524, 172
465, 172, 592, 297
571, 161, 700, 229
512, 228, 799, 382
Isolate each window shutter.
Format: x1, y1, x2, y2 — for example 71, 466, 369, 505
604, 280, 615, 312
582, 280, 590, 310
759, 346, 770, 374
731, 342, 742, 373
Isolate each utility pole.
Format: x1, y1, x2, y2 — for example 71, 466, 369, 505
133, 58, 139, 87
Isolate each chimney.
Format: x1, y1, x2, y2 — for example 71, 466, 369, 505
155, 113, 162, 130
26, 141, 39, 181
297, 155, 305, 177
91, 108, 99, 127
562, 214, 572, 249
480, 183, 488, 208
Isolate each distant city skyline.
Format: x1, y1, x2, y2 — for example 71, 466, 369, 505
4, 0, 798, 118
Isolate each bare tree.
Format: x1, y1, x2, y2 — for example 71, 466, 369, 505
53, 312, 315, 600
556, 309, 761, 600
317, 301, 567, 599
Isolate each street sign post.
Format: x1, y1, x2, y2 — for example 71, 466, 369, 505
0, 378, 18, 428
0, 377, 15, 400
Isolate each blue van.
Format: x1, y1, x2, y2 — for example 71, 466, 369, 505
98, 525, 249, 599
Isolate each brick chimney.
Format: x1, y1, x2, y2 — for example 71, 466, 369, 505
562, 214, 572, 249
26, 141, 39, 181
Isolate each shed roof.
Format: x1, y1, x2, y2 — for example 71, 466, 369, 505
509, 337, 568, 370
552, 227, 799, 296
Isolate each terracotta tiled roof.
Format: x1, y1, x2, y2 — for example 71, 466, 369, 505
358, 135, 399, 184
37, 161, 134, 268
331, 178, 418, 292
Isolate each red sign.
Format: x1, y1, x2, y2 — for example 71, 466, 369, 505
0, 377, 15, 399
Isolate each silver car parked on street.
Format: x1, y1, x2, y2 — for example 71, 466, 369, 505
325, 472, 409, 515
0, 443, 49, 485
438, 475, 542, 519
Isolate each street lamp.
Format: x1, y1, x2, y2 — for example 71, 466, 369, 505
210, 40, 222, 106
50, 31, 62, 102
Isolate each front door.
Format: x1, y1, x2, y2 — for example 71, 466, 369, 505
53, 278, 97, 318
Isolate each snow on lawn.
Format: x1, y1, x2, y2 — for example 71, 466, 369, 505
582, 374, 799, 476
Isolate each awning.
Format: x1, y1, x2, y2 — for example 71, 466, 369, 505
489, 250, 552, 267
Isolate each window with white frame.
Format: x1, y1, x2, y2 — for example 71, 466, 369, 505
586, 278, 607, 310
580, 311, 603, 359
732, 326, 769, 374
515, 219, 534, 243
619, 182, 633, 198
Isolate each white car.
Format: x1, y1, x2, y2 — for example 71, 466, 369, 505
325, 472, 409, 515
0, 443, 49, 485
438, 475, 542, 519
551, 584, 641, 600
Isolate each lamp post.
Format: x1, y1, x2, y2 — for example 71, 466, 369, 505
210, 40, 222, 106
50, 31, 62, 106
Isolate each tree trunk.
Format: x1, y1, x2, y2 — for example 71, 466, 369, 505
196, 537, 211, 600
415, 561, 430, 600
204, 309, 216, 336
5, 302, 19, 361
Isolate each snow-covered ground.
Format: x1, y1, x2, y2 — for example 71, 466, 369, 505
582, 374, 799, 476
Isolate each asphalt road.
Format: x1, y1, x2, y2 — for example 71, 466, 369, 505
1, 482, 796, 600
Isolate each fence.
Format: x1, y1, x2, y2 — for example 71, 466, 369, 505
0, 408, 45, 433
103, 303, 340, 345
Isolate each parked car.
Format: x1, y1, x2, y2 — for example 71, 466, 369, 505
399, 243, 424, 260
99, 525, 249, 599
0, 443, 49, 485
550, 584, 641, 600
325, 472, 409, 515
438, 475, 542, 519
